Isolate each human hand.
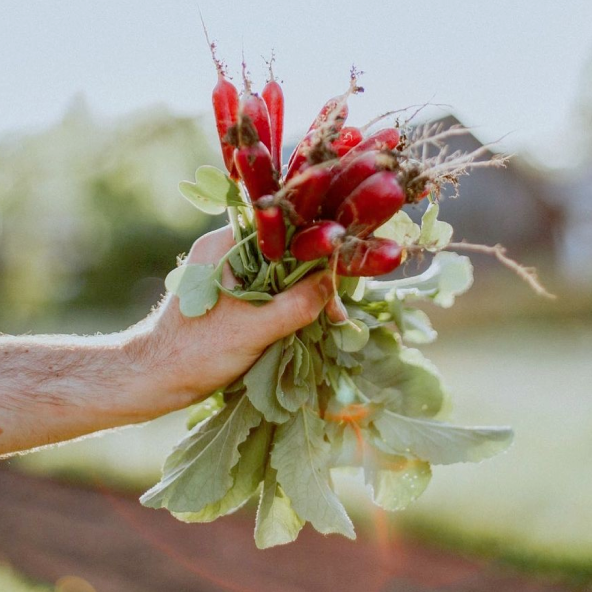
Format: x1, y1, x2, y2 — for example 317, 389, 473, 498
126, 226, 334, 418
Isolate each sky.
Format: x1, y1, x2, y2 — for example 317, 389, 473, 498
1, 0, 591, 167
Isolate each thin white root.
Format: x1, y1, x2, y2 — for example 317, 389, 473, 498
447, 241, 556, 299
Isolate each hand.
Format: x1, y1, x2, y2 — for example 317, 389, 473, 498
126, 226, 334, 417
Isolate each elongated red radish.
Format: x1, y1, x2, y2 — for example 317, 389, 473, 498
290, 220, 346, 261
336, 171, 405, 236
332, 237, 403, 277
212, 74, 239, 178
262, 78, 284, 172
340, 127, 400, 166
285, 130, 315, 181
234, 142, 279, 200
285, 88, 353, 182
331, 126, 363, 157
254, 196, 286, 261
284, 164, 333, 225
240, 92, 272, 155
323, 150, 397, 218
308, 94, 349, 133
285, 130, 340, 183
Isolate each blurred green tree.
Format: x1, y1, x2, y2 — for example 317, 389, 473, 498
0, 97, 222, 330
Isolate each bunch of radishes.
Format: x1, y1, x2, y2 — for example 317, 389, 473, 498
139, 47, 544, 549
212, 62, 431, 279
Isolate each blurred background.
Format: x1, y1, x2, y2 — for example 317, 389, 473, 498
1, 1, 591, 591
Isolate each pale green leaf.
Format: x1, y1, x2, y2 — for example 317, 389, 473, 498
249, 261, 270, 292
244, 341, 291, 424
333, 368, 357, 406
375, 210, 421, 247
340, 277, 366, 301
255, 465, 305, 549
140, 395, 261, 512
366, 251, 474, 309
328, 424, 432, 511
418, 203, 453, 252
354, 329, 446, 418
271, 407, 355, 539
400, 308, 438, 344
228, 246, 246, 278
301, 319, 324, 343
293, 337, 310, 384
173, 421, 271, 523
276, 345, 311, 412
373, 408, 514, 465
326, 422, 362, 467
351, 277, 367, 301
308, 343, 325, 385
363, 447, 431, 511
330, 319, 370, 353
179, 165, 243, 214
165, 263, 221, 317
345, 305, 385, 329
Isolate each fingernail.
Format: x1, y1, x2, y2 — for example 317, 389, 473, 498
318, 273, 334, 301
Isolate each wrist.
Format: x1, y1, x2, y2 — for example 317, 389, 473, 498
120, 325, 197, 421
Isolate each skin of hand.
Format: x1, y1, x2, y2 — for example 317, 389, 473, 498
0, 226, 334, 455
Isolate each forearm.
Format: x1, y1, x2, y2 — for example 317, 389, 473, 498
0, 331, 172, 456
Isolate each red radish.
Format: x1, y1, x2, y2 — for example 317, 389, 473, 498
234, 142, 279, 200
323, 150, 397, 218
254, 196, 286, 261
308, 94, 349, 133
240, 92, 272, 156
285, 130, 340, 183
340, 127, 400, 166
284, 164, 333, 225
332, 237, 403, 277
331, 126, 363, 157
336, 171, 405, 236
285, 130, 315, 181
290, 220, 346, 261
212, 74, 239, 178
262, 77, 284, 173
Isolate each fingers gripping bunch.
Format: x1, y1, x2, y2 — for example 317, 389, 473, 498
141, 49, 515, 549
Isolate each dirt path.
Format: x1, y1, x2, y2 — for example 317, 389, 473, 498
0, 467, 573, 592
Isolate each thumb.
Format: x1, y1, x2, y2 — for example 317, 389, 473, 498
252, 271, 334, 346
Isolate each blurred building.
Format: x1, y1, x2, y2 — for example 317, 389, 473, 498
415, 115, 562, 258
541, 168, 592, 286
